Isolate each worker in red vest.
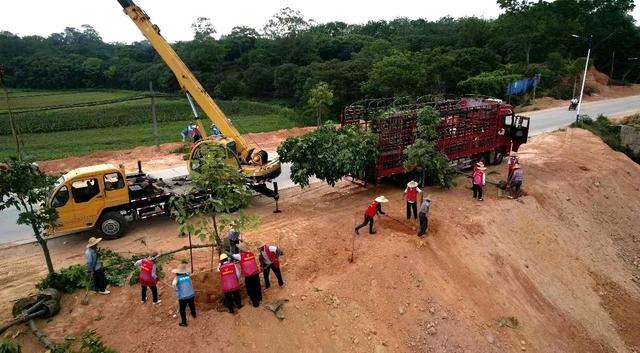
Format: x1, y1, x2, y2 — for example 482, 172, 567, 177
232, 243, 262, 307
355, 196, 388, 235
403, 181, 422, 220
258, 244, 284, 289
217, 253, 243, 314
472, 162, 487, 201
133, 253, 161, 305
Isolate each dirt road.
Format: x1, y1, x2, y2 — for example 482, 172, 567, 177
1, 128, 639, 353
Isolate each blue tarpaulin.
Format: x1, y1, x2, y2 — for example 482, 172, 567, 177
506, 73, 541, 95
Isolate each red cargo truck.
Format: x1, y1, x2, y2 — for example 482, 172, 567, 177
341, 96, 530, 183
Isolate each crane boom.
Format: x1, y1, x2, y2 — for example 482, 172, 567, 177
117, 0, 250, 159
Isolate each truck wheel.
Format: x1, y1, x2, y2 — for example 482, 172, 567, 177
493, 150, 505, 165
98, 211, 125, 239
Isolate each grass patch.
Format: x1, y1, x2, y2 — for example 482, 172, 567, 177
0, 112, 304, 160
0, 94, 301, 135
497, 316, 520, 329
0, 90, 142, 113
571, 115, 640, 164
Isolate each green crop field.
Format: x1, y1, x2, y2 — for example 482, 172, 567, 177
0, 89, 307, 160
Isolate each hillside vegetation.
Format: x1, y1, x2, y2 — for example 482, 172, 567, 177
0, 0, 638, 118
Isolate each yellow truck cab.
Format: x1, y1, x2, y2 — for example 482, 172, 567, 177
48, 164, 129, 238
48, 163, 182, 239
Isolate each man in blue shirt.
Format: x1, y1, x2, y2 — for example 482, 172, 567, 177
85, 237, 110, 295
172, 263, 196, 327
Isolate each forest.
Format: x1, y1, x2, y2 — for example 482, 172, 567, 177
1, 0, 638, 116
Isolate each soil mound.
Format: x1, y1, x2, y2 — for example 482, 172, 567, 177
2, 128, 640, 353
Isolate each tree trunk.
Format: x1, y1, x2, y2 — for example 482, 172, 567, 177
211, 214, 222, 253
33, 229, 54, 274
317, 107, 321, 127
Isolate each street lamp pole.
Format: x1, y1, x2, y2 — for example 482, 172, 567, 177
573, 34, 593, 124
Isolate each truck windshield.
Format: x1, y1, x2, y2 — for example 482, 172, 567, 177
54, 176, 65, 187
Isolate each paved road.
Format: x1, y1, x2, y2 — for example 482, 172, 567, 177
1, 95, 639, 245
526, 95, 640, 135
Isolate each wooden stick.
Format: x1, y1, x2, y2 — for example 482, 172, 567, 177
28, 319, 56, 350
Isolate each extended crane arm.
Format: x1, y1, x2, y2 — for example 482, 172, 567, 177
117, 0, 250, 159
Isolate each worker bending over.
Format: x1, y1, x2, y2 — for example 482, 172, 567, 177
133, 253, 161, 305
403, 181, 422, 220
232, 243, 263, 307
508, 163, 524, 199
355, 196, 388, 235
217, 254, 243, 314
259, 244, 285, 289
507, 152, 519, 181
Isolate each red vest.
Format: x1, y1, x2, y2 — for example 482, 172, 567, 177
473, 170, 485, 186
219, 262, 240, 293
139, 259, 156, 286
406, 187, 418, 202
364, 201, 379, 218
239, 251, 260, 277
263, 245, 280, 268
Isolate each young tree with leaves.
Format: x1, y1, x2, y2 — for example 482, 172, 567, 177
169, 144, 257, 265
0, 159, 59, 274
404, 107, 454, 188
307, 82, 334, 127
277, 124, 378, 187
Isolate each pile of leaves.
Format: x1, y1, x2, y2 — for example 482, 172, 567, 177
53, 330, 117, 353
36, 250, 165, 293
277, 123, 379, 187
404, 107, 454, 187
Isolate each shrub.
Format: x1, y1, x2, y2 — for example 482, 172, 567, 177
0, 340, 21, 353
53, 330, 117, 353
36, 250, 165, 293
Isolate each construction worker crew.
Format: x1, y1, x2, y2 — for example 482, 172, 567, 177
508, 163, 524, 199
403, 181, 422, 220
418, 195, 432, 237
259, 244, 285, 289
171, 263, 196, 327
355, 196, 388, 235
472, 162, 487, 201
507, 152, 519, 181
85, 237, 110, 295
232, 243, 263, 307
133, 253, 161, 305
217, 253, 243, 313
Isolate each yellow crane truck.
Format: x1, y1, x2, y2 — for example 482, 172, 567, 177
45, 1, 284, 239
116, 0, 281, 185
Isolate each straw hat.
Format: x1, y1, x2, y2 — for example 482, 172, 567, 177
171, 263, 190, 274
237, 242, 249, 252
407, 180, 418, 188
375, 196, 389, 203
86, 237, 102, 248
476, 161, 485, 168
425, 194, 432, 201
510, 151, 518, 157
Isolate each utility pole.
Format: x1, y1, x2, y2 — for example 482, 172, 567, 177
609, 50, 615, 84
149, 81, 159, 149
0, 66, 22, 160
572, 34, 593, 124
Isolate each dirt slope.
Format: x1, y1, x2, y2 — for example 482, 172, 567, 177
2, 128, 640, 353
